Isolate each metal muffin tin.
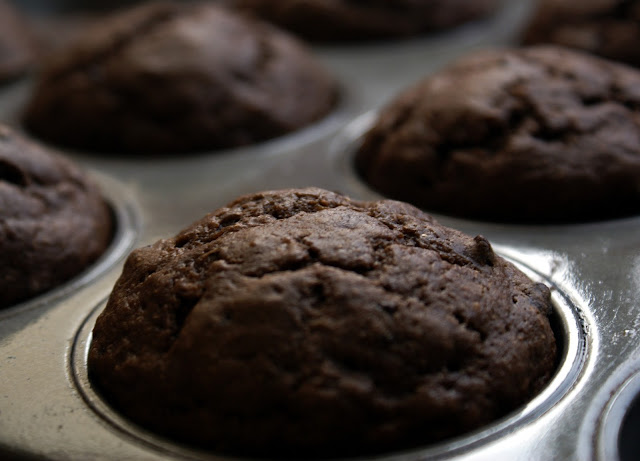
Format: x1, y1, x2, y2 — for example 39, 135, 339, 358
1, 0, 638, 459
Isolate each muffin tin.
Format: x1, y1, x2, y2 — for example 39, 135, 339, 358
0, 0, 638, 459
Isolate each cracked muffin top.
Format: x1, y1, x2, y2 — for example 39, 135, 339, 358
89, 187, 556, 457
22, 1, 338, 154
224, 0, 500, 42
0, 0, 38, 83
0, 123, 112, 309
355, 45, 640, 223
522, 0, 640, 67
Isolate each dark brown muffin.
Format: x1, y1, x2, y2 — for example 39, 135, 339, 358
522, 0, 640, 67
89, 187, 557, 457
0, 124, 112, 309
225, 0, 500, 42
355, 45, 640, 223
0, 1, 38, 83
22, 1, 338, 154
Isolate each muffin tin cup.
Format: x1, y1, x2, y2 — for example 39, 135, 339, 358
0, 171, 140, 321
577, 356, 640, 461
597, 367, 640, 461
68, 257, 588, 461
3, 0, 640, 459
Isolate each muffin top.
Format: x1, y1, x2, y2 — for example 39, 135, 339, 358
89, 187, 556, 457
522, 0, 640, 67
0, 0, 37, 83
0, 124, 112, 308
23, 1, 338, 154
225, 0, 500, 42
355, 45, 640, 223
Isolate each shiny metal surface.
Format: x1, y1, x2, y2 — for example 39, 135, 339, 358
1, 0, 638, 459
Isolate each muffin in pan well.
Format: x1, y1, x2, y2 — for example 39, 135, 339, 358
355, 45, 640, 223
23, 1, 338, 154
0, 123, 112, 309
89, 187, 556, 457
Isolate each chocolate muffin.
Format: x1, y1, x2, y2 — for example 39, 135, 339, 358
22, 1, 338, 154
0, 124, 112, 309
225, 0, 500, 42
89, 187, 557, 456
0, 1, 37, 83
522, 0, 640, 67
355, 45, 640, 223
